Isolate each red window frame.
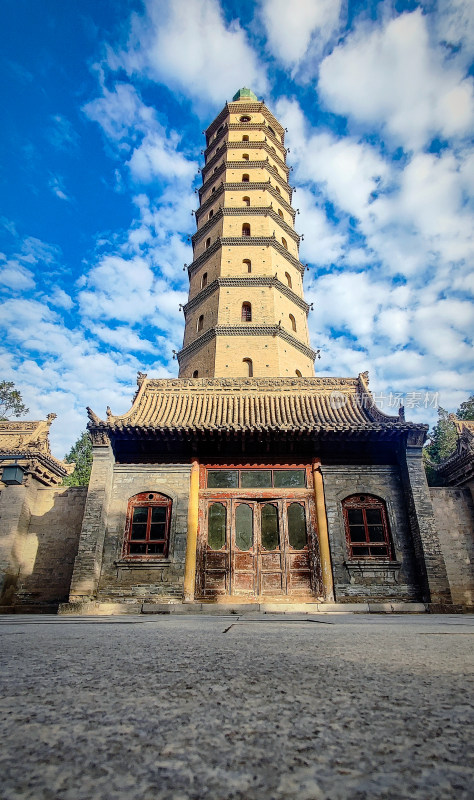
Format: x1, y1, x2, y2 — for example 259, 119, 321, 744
123, 492, 172, 558
342, 494, 393, 559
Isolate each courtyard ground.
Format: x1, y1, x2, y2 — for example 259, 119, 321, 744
0, 612, 473, 800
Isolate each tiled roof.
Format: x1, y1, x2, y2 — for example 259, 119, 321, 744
87, 374, 424, 438
0, 415, 72, 481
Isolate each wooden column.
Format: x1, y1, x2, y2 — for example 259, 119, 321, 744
183, 457, 200, 602
312, 459, 334, 602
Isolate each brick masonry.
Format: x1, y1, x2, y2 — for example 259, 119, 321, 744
430, 487, 474, 606
321, 464, 421, 602
96, 464, 191, 601
0, 482, 86, 609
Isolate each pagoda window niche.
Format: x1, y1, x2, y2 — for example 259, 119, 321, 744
295, 370, 302, 377
289, 314, 296, 332
241, 302, 252, 322
243, 358, 253, 377
193, 370, 199, 378
242, 174, 250, 182
285, 271, 292, 288
197, 314, 204, 332
242, 135, 249, 142
201, 272, 208, 289
123, 493, 172, 558
243, 196, 250, 207
205, 237, 211, 249
278, 209, 283, 219
282, 237, 288, 249
342, 495, 394, 559
242, 223, 251, 237
242, 153, 249, 160
243, 259, 251, 273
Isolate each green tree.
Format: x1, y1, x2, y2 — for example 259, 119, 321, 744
0, 381, 29, 420
424, 395, 474, 485
63, 431, 92, 486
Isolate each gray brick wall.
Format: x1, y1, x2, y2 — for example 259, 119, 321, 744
97, 464, 192, 601
321, 464, 421, 602
430, 487, 474, 606
0, 484, 86, 608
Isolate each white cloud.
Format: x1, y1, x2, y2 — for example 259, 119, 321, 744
83, 82, 156, 143
128, 129, 196, 183
296, 187, 345, 266
48, 174, 70, 201
107, 0, 267, 106
319, 10, 474, 151
260, 0, 342, 67
0, 258, 36, 291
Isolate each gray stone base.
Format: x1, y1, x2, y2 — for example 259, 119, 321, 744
57, 600, 430, 615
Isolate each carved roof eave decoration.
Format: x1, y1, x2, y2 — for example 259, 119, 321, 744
196, 183, 295, 222
188, 237, 305, 277
183, 277, 310, 315
199, 161, 292, 199
204, 140, 288, 176
85, 375, 427, 442
192, 207, 300, 246
205, 101, 285, 140
0, 415, 73, 484
205, 124, 287, 161
178, 325, 317, 362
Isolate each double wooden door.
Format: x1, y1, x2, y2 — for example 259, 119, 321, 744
197, 496, 319, 598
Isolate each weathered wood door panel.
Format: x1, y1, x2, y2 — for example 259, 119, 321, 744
198, 494, 319, 598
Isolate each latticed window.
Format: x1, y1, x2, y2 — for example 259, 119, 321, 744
242, 223, 251, 236
241, 302, 252, 321
342, 495, 393, 559
123, 493, 172, 557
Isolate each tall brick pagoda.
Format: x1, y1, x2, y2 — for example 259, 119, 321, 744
179, 87, 316, 379
60, 90, 453, 612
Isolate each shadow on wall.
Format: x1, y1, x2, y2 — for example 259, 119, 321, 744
0, 486, 87, 611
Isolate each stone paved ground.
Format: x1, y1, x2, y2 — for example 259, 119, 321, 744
0, 613, 473, 800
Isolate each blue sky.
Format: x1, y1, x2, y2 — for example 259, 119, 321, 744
1, 0, 473, 455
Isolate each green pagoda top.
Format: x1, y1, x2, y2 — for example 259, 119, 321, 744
232, 87, 258, 102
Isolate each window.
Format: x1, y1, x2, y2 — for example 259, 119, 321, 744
201, 272, 208, 289
278, 209, 283, 218
285, 271, 292, 288
197, 314, 204, 332
123, 493, 171, 557
240, 115, 251, 122
242, 135, 249, 142
205, 237, 211, 249
268, 125, 275, 137
282, 237, 288, 249
295, 370, 302, 377
275, 185, 281, 194
242, 174, 250, 182
193, 370, 199, 378
212, 186, 216, 193
243, 358, 253, 377
243, 196, 250, 206
241, 302, 252, 321
207, 468, 306, 489
208, 209, 214, 219
242, 223, 251, 236
289, 314, 296, 332
242, 153, 249, 160
243, 259, 251, 273
342, 495, 393, 559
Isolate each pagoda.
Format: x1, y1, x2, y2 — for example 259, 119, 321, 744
64, 91, 452, 612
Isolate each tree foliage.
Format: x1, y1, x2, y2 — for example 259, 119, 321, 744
0, 381, 29, 420
63, 431, 92, 486
424, 395, 474, 485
